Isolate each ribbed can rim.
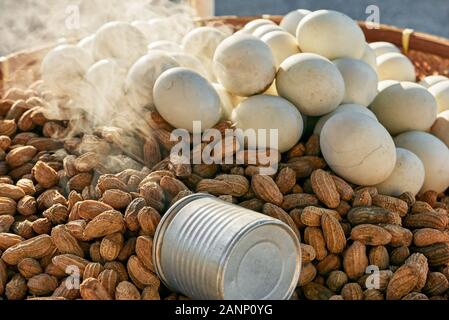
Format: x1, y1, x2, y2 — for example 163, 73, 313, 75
153, 193, 215, 292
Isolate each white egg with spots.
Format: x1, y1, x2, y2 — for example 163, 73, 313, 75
213, 34, 276, 97
428, 80, 449, 112
92, 21, 147, 68
231, 95, 303, 153
276, 53, 345, 116
320, 112, 396, 186
125, 52, 180, 112
395, 131, 449, 193
261, 31, 300, 68
374, 148, 425, 197
314, 103, 378, 135
296, 10, 366, 60
370, 82, 438, 135
376, 52, 416, 82
41, 44, 93, 98
280, 9, 311, 35
153, 67, 221, 132
333, 58, 378, 106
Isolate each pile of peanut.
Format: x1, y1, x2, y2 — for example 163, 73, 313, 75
0, 83, 448, 300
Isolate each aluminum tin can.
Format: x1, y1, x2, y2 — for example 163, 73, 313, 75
153, 193, 301, 300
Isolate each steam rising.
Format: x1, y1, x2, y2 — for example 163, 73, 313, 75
2, 0, 238, 171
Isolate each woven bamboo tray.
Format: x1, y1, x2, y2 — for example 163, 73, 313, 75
1, 15, 449, 96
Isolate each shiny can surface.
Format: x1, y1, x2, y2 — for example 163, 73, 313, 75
153, 193, 301, 300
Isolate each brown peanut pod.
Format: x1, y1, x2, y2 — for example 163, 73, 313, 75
300, 243, 316, 264
401, 292, 428, 300
350, 224, 392, 246
251, 175, 283, 206
347, 206, 398, 226
423, 272, 449, 297
304, 227, 328, 261
17, 258, 43, 279
310, 169, 340, 209
343, 241, 368, 280
80, 278, 112, 300
413, 228, 449, 247
352, 190, 372, 207
414, 242, 449, 266
301, 206, 341, 227
341, 283, 363, 300
51, 225, 84, 257
262, 203, 300, 240
368, 246, 389, 270
380, 224, 413, 247
364, 289, 384, 300
372, 194, 408, 217
390, 246, 410, 265
281, 193, 319, 210
117, 237, 137, 262
5, 274, 27, 300
411, 201, 434, 214
27, 273, 58, 296
386, 264, 418, 300
403, 212, 448, 230
321, 212, 346, 253
301, 282, 333, 300
127, 255, 160, 290
136, 236, 155, 272
100, 232, 124, 261
275, 167, 296, 194
298, 262, 316, 286
315, 254, 341, 276
100, 189, 132, 210
98, 269, 119, 298
331, 175, 354, 201
326, 270, 348, 292
115, 281, 141, 300
83, 262, 104, 279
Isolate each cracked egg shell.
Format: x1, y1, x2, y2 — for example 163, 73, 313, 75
376, 52, 416, 82
320, 112, 396, 186
394, 131, 449, 193
276, 53, 345, 116
296, 10, 366, 60
213, 34, 276, 97
153, 67, 221, 133
374, 148, 425, 197
370, 82, 438, 135
431, 110, 449, 148
333, 58, 378, 106
125, 52, 180, 111
231, 95, 303, 153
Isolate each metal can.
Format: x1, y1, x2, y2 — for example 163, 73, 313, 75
153, 193, 301, 300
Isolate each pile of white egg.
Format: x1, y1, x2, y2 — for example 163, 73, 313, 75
40, 9, 449, 195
